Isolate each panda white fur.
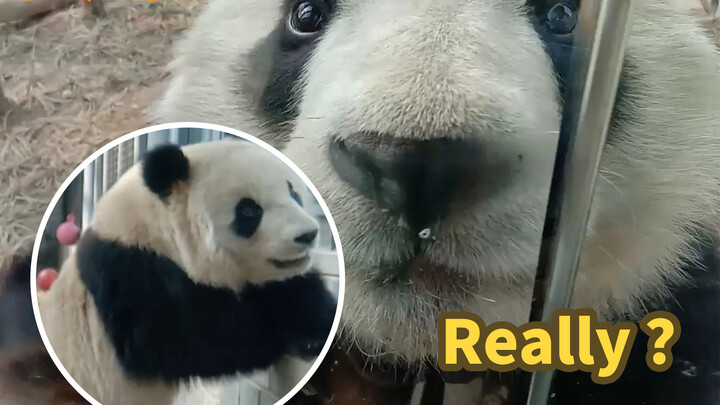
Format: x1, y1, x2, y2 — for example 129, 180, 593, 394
153, 0, 720, 403
37, 140, 337, 405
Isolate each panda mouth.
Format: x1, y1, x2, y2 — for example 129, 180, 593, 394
374, 255, 474, 294
271, 253, 311, 269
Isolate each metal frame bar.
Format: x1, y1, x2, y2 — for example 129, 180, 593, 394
522, 1, 635, 404
81, 164, 95, 230
92, 156, 104, 218
134, 134, 148, 162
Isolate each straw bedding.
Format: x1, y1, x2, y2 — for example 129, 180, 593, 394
0, 0, 204, 265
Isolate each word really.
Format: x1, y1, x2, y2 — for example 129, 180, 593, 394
438, 309, 680, 384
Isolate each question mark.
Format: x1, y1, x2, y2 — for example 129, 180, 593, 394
639, 311, 681, 372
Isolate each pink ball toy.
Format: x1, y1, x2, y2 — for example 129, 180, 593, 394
56, 214, 80, 245
37, 268, 59, 291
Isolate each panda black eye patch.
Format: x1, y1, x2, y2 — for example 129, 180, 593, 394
232, 198, 263, 238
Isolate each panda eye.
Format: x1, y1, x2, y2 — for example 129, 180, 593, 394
289, 1, 326, 35
544, 2, 578, 35
232, 198, 263, 238
288, 181, 303, 206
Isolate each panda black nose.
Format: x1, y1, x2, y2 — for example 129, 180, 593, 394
329, 136, 486, 233
294, 229, 318, 246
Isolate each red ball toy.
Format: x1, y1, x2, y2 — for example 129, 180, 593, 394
37, 268, 59, 291
56, 214, 80, 245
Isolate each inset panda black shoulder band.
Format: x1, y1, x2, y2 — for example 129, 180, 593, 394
76, 229, 338, 381
141, 144, 190, 200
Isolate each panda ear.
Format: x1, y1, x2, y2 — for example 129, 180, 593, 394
141, 144, 190, 200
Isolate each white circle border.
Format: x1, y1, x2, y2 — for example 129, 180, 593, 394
30, 122, 346, 405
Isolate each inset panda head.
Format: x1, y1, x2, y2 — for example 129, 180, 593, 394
93, 139, 320, 291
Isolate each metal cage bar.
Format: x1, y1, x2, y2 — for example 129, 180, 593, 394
103, 148, 118, 194
134, 133, 148, 162
92, 156, 104, 212
117, 140, 135, 175
522, 1, 635, 404
81, 163, 95, 230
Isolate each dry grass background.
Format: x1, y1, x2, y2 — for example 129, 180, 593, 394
0, 0, 718, 265
0, 0, 204, 261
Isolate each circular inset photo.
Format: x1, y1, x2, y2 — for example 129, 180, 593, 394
29, 123, 345, 405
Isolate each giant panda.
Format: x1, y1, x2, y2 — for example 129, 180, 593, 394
36, 139, 338, 405
153, 0, 720, 404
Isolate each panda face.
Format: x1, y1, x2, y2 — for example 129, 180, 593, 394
155, 0, 720, 363
191, 142, 320, 287
140, 141, 320, 290
223, 178, 318, 279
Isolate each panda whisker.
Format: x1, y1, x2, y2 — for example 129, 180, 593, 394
598, 168, 625, 179
595, 245, 647, 285
599, 173, 638, 234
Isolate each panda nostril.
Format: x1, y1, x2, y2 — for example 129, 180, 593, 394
294, 229, 318, 246
329, 135, 488, 233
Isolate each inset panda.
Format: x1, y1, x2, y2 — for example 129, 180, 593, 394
33, 132, 342, 405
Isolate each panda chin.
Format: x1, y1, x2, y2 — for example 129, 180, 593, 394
373, 256, 475, 297
270, 253, 311, 270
